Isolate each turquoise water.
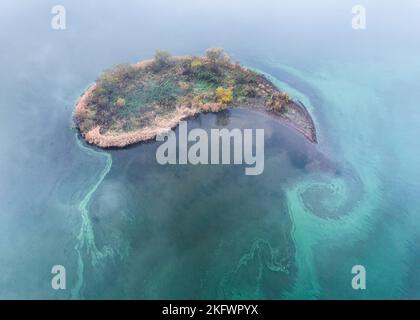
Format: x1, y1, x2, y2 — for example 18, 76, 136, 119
1, 0, 420, 299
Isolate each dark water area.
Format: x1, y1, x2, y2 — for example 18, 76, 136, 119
83, 109, 322, 299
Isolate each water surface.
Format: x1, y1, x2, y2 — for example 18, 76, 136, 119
1, 0, 420, 299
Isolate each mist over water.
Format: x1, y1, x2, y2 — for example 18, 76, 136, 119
1, 0, 420, 299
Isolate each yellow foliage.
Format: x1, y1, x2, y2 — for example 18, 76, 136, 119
115, 97, 126, 108
215, 87, 233, 105
281, 92, 290, 103
191, 58, 203, 69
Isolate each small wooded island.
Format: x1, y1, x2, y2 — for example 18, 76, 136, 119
74, 48, 317, 148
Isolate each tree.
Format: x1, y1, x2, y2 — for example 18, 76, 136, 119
114, 64, 137, 81
205, 48, 229, 63
153, 50, 172, 71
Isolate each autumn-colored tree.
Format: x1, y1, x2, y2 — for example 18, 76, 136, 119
215, 87, 233, 105
205, 48, 229, 63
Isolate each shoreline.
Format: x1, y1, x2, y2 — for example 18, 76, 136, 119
246, 101, 317, 144
75, 96, 317, 148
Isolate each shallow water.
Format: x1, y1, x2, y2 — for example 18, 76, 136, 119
1, 0, 420, 299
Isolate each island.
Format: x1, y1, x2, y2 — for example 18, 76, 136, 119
74, 48, 317, 148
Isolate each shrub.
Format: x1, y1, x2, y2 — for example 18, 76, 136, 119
234, 70, 257, 85
195, 64, 222, 84
267, 92, 286, 112
191, 58, 203, 69
215, 87, 233, 105
281, 92, 290, 103
115, 97, 126, 108
113, 64, 137, 81
97, 71, 118, 94
241, 85, 257, 98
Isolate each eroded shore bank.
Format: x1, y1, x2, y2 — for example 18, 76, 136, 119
75, 85, 317, 148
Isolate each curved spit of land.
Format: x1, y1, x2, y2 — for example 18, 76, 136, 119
74, 48, 317, 148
